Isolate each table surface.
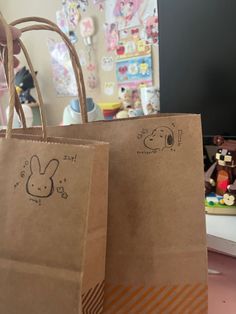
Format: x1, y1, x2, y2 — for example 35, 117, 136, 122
208, 251, 236, 314
206, 214, 236, 241
206, 214, 236, 256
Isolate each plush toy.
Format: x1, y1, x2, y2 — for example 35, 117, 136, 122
115, 110, 129, 119
118, 86, 132, 109
205, 136, 236, 206
15, 66, 37, 104
116, 86, 144, 119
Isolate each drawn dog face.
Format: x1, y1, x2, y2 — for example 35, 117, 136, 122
144, 127, 174, 151
26, 155, 59, 198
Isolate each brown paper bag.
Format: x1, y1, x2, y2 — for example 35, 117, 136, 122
12, 16, 208, 313
45, 115, 208, 313
0, 134, 109, 314
0, 14, 108, 314
21, 116, 208, 313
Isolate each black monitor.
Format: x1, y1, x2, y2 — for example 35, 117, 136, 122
158, 0, 236, 144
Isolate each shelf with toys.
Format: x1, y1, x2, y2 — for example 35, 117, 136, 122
62, 85, 160, 125
0, 66, 41, 128
98, 85, 160, 120
205, 136, 236, 215
205, 135, 236, 256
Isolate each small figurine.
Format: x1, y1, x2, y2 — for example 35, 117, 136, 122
15, 66, 37, 104
205, 136, 236, 206
118, 86, 132, 109
203, 146, 212, 171
116, 86, 144, 119
115, 110, 129, 119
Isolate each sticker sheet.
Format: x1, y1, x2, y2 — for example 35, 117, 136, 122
106, 0, 143, 31
105, 0, 158, 31
101, 56, 114, 71
77, 0, 89, 12
93, 0, 105, 11
104, 82, 115, 95
104, 23, 119, 52
116, 36, 151, 59
57, 1, 81, 43
116, 54, 153, 88
144, 14, 158, 45
63, 0, 80, 30
56, 9, 69, 35
48, 39, 77, 96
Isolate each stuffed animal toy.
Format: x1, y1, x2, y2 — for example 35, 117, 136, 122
15, 66, 37, 104
205, 136, 236, 206
115, 110, 129, 119
118, 86, 133, 110
116, 86, 144, 119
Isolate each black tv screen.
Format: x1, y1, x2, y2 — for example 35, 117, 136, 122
158, 0, 236, 141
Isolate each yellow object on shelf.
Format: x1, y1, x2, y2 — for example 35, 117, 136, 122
98, 102, 121, 110
97, 102, 121, 120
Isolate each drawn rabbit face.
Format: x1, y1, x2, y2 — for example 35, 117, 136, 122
144, 127, 174, 151
26, 155, 59, 198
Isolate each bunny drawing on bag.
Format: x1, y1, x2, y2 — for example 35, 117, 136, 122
26, 155, 59, 198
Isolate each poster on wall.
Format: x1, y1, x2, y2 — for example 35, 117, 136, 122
116, 54, 153, 88
101, 56, 114, 71
62, 0, 81, 30
105, 0, 158, 31
104, 23, 119, 51
104, 82, 115, 95
48, 39, 77, 96
116, 37, 151, 60
56, 9, 69, 35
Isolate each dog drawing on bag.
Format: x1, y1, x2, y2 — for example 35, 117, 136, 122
26, 155, 59, 198
144, 127, 174, 151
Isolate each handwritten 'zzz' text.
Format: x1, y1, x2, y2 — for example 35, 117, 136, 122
63, 154, 77, 163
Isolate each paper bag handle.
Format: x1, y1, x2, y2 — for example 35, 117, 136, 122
0, 12, 17, 139
11, 17, 88, 129
3, 50, 27, 129
0, 14, 88, 139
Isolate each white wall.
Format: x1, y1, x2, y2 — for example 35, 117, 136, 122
0, 0, 68, 125
0, 0, 160, 125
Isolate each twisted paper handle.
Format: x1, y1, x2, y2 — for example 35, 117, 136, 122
1, 14, 88, 139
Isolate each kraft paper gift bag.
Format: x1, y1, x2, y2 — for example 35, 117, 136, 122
45, 115, 208, 313
0, 14, 108, 314
12, 17, 208, 313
